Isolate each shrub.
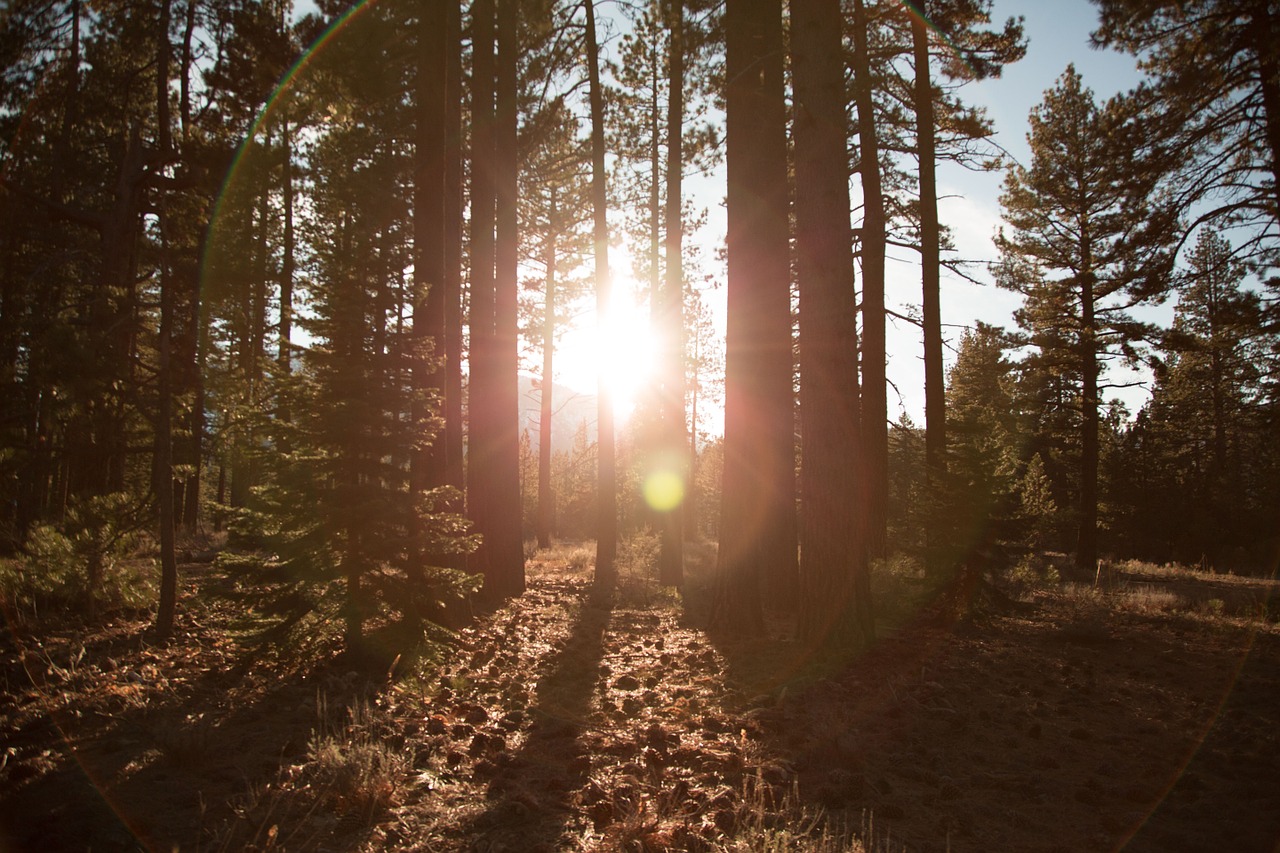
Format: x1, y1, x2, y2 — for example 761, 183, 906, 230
301, 699, 407, 822
1, 492, 153, 619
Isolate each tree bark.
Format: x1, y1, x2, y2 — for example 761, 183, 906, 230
853, 0, 888, 559
445, 0, 465, 502
793, 0, 872, 648
467, 0, 500, 592
659, 0, 685, 587
154, 0, 177, 639
585, 0, 617, 595
1249, 3, 1280, 214
913, 7, 945, 481
1078, 260, 1099, 576
711, 0, 794, 633
913, 4, 946, 575
493, 0, 526, 597
413, 0, 448, 500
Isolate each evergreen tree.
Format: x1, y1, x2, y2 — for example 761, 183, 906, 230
710, 0, 794, 634
995, 66, 1178, 575
851, 0, 890, 561
907, 1, 1024, 569
1091, 0, 1280, 267
583, 0, 618, 595
1116, 230, 1271, 568
793, 0, 872, 647
944, 324, 1020, 543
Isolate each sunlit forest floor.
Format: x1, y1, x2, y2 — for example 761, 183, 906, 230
2, 544, 1278, 852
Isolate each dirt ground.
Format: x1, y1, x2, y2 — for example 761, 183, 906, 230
1, 551, 1278, 852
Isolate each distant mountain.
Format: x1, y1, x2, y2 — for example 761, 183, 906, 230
516, 374, 597, 453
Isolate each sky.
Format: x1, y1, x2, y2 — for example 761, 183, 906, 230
552, 0, 1156, 433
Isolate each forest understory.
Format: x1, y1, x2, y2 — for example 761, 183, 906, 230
2, 544, 1278, 853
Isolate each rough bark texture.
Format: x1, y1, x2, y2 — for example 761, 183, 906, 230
792, 0, 872, 648
913, 7, 945, 480
1078, 264, 1099, 576
467, 0, 501, 595
491, 0, 527, 598
711, 0, 794, 634
154, 0, 177, 639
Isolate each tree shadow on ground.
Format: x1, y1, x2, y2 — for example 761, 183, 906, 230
462, 599, 610, 851
0, 595, 388, 853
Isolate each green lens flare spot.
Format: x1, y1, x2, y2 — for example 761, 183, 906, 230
643, 471, 684, 512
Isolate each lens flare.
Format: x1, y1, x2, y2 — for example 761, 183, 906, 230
643, 469, 684, 512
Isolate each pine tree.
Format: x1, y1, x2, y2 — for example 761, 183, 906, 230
1092, 0, 1280, 266
584, 0, 618, 596
851, 0, 890, 561
908, 1, 1025, 566
944, 324, 1020, 538
793, 0, 872, 648
710, 0, 794, 633
1120, 230, 1269, 568
995, 66, 1177, 575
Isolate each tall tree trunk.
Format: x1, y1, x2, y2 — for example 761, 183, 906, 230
413, 0, 448, 503
584, 0, 617, 595
493, 0, 526, 598
659, 0, 685, 587
711, 0, 794, 633
183, 272, 205, 530
445, 0, 466, 502
467, 0, 500, 593
1078, 265, 1099, 576
793, 0, 871, 648
687, 331, 699, 537
853, 0, 888, 559
154, 0, 177, 639
913, 4, 946, 572
280, 115, 294, 377
537, 188, 558, 549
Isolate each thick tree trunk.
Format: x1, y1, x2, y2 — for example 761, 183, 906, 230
467, 0, 500, 593
793, 0, 871, 648
492, 0, 526, 597
154, 0, 177, 640
585, 0, 617, 595
711, 0, 794, 633
913, 5, 946, 574
853, 0, 888, 559
413, 0, 447, 502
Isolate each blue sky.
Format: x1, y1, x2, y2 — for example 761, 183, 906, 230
914, 0, 1152, 423
916, 0, 1157, 422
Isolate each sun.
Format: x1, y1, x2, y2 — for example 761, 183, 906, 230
594, 288, 656, 419
548, 253, 665, 423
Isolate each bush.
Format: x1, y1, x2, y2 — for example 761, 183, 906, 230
302, 698, 407, 822
0, 492, 153, 620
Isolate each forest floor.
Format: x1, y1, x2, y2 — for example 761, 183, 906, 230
1, 543, 1279, 852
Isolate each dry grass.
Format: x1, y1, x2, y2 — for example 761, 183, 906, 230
529, 540, 596, 577
710, 774, 874, 853
1039, 558, 1279, 629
